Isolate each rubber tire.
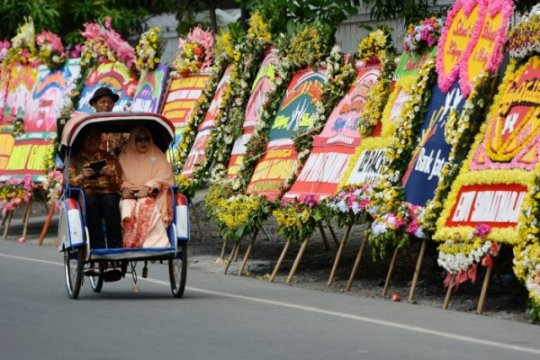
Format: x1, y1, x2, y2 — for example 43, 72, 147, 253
64, 247, 84, 299
89, 262, 104, 293
169, 242, 187, 298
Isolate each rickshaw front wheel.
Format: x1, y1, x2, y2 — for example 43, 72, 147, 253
64, 247, 84, 299
169, 242, 187, 298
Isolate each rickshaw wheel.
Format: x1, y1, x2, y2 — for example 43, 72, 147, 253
89, 262, 104, 292
64, 247, 84, 299
169, 242, 187, 298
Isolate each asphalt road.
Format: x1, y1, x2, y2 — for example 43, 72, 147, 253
1, 239, 540, 360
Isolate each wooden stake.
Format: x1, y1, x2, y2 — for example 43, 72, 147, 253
346, 234, 369, 291
21, 200, 32, 239
477, 265, 493, 315
408, 238, 427, 303
191, 206, 203, 241
2, 211, 13, 240
238, 229, 259, 276
326, 222, 339, 246
382, 247, 399, 297
269, 240, 291, 282
219, 239, 228, 260
232, 241, 240, 262
327, 223, 352, 287
286, 237, 310, 285
317, 222, 330, 250
442, 280, 454, 310
38, 205, 56, 245
223, 241, 240, 275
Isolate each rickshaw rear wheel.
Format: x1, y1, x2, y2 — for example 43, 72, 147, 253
169, 242, 187, 298
64, 247, 84, 299
89, 262, 104, 292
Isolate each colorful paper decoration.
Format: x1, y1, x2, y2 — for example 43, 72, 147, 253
24, 58, 81, 133
0, 132, 15, 170
0, 66, 11, 123
3, 65, 39, 123
0, 132, 55, 182
130, 64, 169, 113
77, 62, 137, 114
161, 73, 210, 126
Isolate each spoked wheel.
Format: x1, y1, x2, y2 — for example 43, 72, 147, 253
89, 262, 104, 293
64, 247, 84, 299
169, 242, 187, 298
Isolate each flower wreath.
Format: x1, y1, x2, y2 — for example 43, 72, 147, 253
135, 27, 165, 72
36, 31, 66, 69
172, 25, 214, 76
0, 176, 37, 216
403, 17, 443, 55
423, 71, 496, 236
4, 18, 38, 66
0, 40, 10, 62
506, 4, 540, 60
437, 224, 500, 289
80, 17, 136, 70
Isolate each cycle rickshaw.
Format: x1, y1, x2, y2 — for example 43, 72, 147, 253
58, 112, 189, 299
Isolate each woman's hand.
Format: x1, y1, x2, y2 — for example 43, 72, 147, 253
121, 187, 132, 199
162, 212, 172, 225
136, 186, 151, 198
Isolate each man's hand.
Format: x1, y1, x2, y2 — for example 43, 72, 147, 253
81, 164, 95, 178
136, 186, 151, 198
100, 164, 113, 177
121, 187, 132, 199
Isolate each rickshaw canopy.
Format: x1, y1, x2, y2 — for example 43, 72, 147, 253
61, 112, 175, 153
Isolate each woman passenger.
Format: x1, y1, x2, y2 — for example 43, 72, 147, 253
118, 127, 174, 248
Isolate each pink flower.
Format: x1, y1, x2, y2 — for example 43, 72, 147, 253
472, 223, 491, 238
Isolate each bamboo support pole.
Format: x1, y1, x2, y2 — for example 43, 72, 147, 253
2, 211, 13, 240
269, 239, 291, 282
21, 200, 32, 240
408, 238, 427, 303
326, 222, 339, 246
223, 241, 240, 274
38, 203, 56, 245
327, 223, 352, 287
346, 234, 369, 291
286, 237, 310, 285
317, 222, 330, 250
382, 247, 399, 297
477, 266, 493, 315
442, 280, 454, 310
238, 229, 259, 276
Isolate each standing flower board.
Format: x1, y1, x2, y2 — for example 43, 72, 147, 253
227, 48, 279, 178
130, 64, 169, 113
282, 61, 380, 202
181, 64, 233, 178
245, 66, 327, 201
23, 59, 81, 133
